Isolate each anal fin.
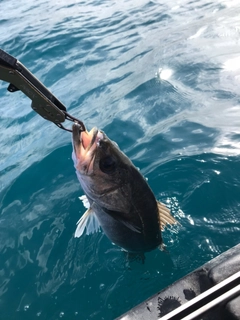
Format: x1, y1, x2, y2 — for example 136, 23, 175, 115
157, 201, 177, 231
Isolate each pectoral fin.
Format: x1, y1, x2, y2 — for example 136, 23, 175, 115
74, 207, 100, 238
119, 219, 141, 233
101, 207, 141, 234
157, 201, 177, 231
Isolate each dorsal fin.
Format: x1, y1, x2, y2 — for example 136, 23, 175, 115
157, 201, 177, 231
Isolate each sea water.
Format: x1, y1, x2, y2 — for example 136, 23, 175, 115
0, 0, 240, 319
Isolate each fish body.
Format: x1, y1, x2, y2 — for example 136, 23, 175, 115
72, 124, 176, 253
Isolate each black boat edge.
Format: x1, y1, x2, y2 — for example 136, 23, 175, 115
116, 243, 240, 320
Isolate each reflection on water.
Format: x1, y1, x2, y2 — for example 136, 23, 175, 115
1, 0, 240, 319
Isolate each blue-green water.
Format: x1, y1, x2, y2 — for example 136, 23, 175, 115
1, 0, 240, 319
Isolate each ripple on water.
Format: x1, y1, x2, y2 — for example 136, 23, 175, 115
1, 0, 240, 319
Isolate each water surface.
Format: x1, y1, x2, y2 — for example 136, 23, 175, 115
1, 0, 240, 319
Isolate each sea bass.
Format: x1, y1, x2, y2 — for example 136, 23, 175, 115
72, 124, 176, 253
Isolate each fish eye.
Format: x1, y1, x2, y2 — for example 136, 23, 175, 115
99, 156, 116, 173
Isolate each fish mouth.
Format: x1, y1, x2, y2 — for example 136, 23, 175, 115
72, 124, 103, 173
72, 123, 98, 151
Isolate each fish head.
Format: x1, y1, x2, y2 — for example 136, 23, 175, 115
72, 124, 132, 199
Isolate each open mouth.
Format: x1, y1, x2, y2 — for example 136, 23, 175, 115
72, 124, 98, 152
72, 125, 106, 174
72, 124, 104, 175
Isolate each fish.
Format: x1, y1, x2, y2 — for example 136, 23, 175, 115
72, 123, 177, 253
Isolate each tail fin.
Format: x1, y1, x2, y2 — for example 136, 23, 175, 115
157, 201, 177, 231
